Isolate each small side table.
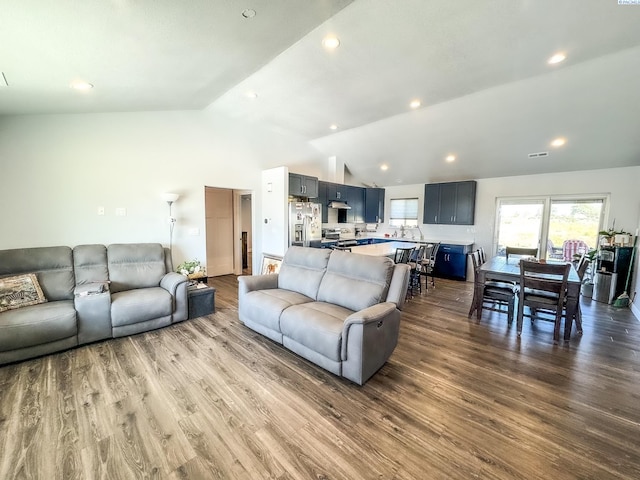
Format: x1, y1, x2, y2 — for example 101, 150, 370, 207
187, 285, 216, 319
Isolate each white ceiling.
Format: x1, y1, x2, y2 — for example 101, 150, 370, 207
3, 0, 640, 186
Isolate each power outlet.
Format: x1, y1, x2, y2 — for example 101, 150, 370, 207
115, 208, 127, 216
189, 228, 200, 236
97, 206, 105, 216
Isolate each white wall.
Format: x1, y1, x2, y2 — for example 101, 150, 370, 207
0, 111, 322, 272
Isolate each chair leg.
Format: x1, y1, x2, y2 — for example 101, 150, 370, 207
507, 297, 514, 325
516, 301, 524, 337
574, 305, 583, 334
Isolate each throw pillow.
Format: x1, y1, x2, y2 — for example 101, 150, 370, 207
0, 273, 48, 312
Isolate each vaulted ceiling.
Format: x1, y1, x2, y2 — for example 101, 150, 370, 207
2, 0, 640, 185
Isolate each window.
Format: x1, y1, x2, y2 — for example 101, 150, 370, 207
495, 195, 607, 259
389, 198, 419, 227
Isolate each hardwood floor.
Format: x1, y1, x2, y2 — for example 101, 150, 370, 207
1, 275, 639, 479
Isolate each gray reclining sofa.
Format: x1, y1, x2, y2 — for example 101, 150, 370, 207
238, 246, 410, 385
0, 243, 188, 365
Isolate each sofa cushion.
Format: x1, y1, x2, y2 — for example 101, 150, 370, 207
0, 246, 75, 301
317, 250, 394, 312
74, 244, 109, 285
108, 243, 166, 293
0, 274, 47, 312
278, 247, 331, 300
111, 287, 172, 327
280, 302, 354, 362
0, 301, 77, 351
241, 288, 312, 332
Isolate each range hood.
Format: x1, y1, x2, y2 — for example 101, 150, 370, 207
328, 201, 351, 209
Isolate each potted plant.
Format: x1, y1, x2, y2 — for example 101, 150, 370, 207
580, 248, 598, 298
176, 259, 206, 280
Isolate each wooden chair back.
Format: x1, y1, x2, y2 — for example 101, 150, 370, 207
506, 246, 538, 260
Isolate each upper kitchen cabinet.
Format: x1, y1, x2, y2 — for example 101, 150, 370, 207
423, 181, 476, 225
346, 186, 365, 223
364, 188, 385, 223
289, 173, 318, 198
326, 182, 347, 201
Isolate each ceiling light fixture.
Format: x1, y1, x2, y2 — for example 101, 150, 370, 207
245, 91, 258, 99
322, 36, 340, 49
410, 99, 421, 109
70, 80, 93, 90
548, 53, 566, 64
241, 9, 256, 18
329, 124, 338, 130
380, 164, 389, 171
446, 155, 456, 162
551, 137, 566, 147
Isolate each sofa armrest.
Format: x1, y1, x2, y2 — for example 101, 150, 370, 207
74, 282, 112, 344
160, 272, 189, 322
341, 302, 397, 359
238, 274, 279, 295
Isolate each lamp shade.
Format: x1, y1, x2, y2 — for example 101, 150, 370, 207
162, 193, 179, 203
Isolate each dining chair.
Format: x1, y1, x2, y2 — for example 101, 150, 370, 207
569, 255, 589, 334
468, 250, 517, 324
407, 244, 426, 296
394, 246, 414, 265
517, 260, 570, 343
419, 242, 440, 290
561, 239, 588, 262
478, 247, 487, 264
505, 246, 538, 261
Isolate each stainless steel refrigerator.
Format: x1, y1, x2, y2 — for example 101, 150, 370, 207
289, 202, 322, 247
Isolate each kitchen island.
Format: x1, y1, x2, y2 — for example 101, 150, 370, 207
350, 241, 419, 257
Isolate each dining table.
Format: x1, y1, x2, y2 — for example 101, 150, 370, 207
472, 255, 582, 342
349, 241, 419, 258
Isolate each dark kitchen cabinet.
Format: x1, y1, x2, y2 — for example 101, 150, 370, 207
289, 173, 318, 198
346, 186, 365, 223
318, 181, 329, 221
326, 183, 347, 201
435, 243, 473, 280
423, 180, 476, 225
364, 188, 385, 223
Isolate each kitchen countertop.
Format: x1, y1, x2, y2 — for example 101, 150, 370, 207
321, 235, 474, 246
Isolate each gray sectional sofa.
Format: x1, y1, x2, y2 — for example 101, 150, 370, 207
0, 243, 188, 365
238, 246, 410, 385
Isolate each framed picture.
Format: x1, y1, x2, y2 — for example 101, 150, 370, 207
261, 254, 283, 275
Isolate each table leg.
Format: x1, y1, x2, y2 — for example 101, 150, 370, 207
564, 284, 580, 341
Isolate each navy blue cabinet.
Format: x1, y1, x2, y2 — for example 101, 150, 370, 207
435, 243, 472, 280
364, 188, 385, 223
289, 173, 318, 198
423, 181, 476, 225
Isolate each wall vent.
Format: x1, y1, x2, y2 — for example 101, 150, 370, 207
528, 151, 549, 158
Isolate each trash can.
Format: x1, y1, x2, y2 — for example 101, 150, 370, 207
593, 271, 617, 304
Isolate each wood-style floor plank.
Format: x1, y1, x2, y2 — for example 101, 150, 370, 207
1, 273, 640, 479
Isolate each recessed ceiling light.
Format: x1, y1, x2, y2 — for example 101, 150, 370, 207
410, 99, 421, 109
329, 124, 338, 130
551, 137, 566, 147
70, 81, 93, 90
548, 53, 566, 64
241, 9, 256, 18
245, 91, 258, 99
446, 155, 456, 162
322, 36, 340, 50
380, 164, 389, 171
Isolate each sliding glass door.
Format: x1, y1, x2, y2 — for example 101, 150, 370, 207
495, 200, 544, 256
495, 196, 606, 259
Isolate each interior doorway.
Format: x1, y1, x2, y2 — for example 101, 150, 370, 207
204, 186, 253, 277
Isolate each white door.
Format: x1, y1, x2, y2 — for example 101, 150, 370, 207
205, 187, 234, 276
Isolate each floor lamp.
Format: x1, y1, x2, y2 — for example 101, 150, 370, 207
162, 193, 180, 253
